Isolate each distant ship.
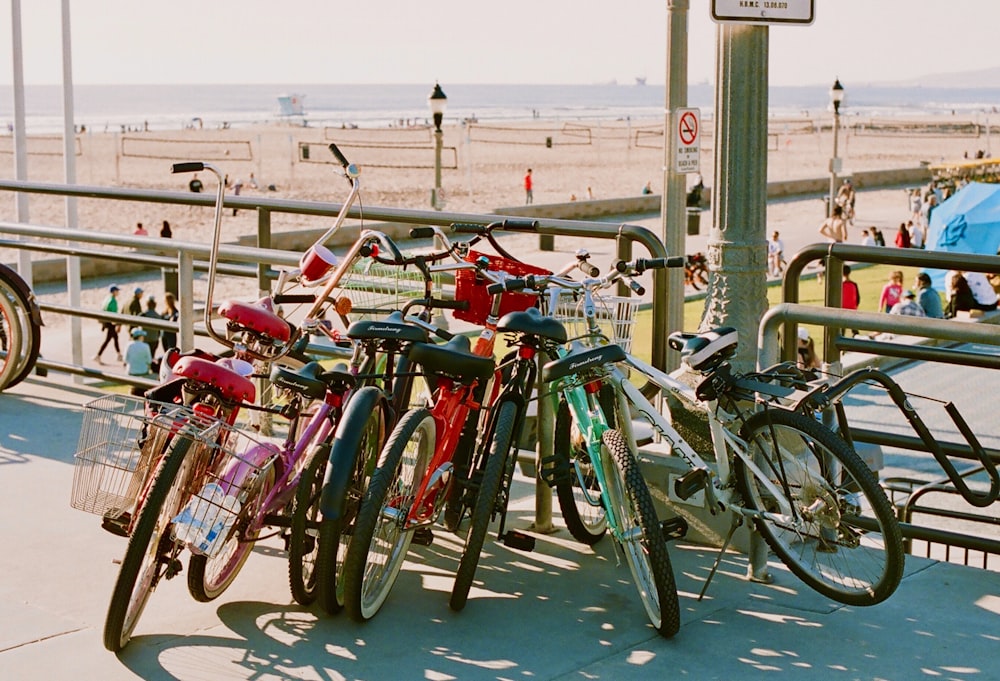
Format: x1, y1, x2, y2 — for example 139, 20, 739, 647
635, 76, 647, 86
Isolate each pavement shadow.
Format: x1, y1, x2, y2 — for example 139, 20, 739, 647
0, 377, 104, 465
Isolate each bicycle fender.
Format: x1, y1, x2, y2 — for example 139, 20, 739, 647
320, 387, 386, 519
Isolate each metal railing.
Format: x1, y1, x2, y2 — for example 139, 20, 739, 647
760, 242, 1000, 571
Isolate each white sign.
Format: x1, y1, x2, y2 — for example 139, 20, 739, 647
674, 108, 700, 174
712, 0, 815, 25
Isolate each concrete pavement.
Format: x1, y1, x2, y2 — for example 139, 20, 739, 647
1, 364, 999, 681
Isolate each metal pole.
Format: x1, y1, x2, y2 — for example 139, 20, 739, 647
10, 0, 32, 283
60, 0, 84, 375
660, 0, 689, 372
433, 127, 443, 210
828, 107, 840, 217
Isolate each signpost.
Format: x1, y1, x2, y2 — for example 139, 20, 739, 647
674, 107, 700, 173
711, 0, 814, 25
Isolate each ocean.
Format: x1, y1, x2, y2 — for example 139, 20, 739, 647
2, 82, 1000, 134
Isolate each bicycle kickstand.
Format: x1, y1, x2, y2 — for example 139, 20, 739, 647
697, 514, 744, 601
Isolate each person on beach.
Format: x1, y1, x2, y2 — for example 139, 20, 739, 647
894, 222, 911, 249
819, 204, 848, 243
133, 222, 148, 236
160, 220, 172, 238
767, 231, 785, 277
642, 181, 653, 195
232, 178, 243, 216
914, 272, 943, 318
248, 173, 259, 190
139, 296, 162, 356
94, 284, 122, 364
160, 291, 179, 351
188, 175, 203, 193
523, 168, 533, 204
836, 178, 856, 222
878, 270, 904, 313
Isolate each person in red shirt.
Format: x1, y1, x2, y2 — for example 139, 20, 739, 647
842, 264, 861, 336
524, 168, 533, 204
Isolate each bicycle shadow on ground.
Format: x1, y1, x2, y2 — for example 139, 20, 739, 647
0, 377, 104, 465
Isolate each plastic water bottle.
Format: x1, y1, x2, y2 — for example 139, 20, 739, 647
171, 482, 242, 557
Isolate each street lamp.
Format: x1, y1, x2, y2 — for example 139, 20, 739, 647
428, 82, 447, 210
828, 78, 845, 217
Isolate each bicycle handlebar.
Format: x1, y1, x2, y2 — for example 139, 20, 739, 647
171, 162, 205, 174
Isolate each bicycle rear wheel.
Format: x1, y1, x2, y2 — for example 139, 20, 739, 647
187, 464, 275, 602
342, 407, 433, 622
735, 409, 904, 606
103, 435, 193, 652
450, 400, 516, 612
288, 443, 329, 605
601, 429, 681, 638
0, 263, 41, 392
315, 387, 388, 614
554, 397, 608, 545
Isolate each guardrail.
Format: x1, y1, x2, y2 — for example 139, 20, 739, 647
761, 242, 1000, 572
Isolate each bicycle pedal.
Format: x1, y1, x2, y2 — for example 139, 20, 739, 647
539, 454, 570, 487
501, 530, 536, 552
660, 516, 689, 542
411, 527, 434, 546
100, 509, 131, 537
673, 467, 709, 501
165, 558, 183, 579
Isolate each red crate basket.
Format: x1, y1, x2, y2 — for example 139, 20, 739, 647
453, 251, 551, 326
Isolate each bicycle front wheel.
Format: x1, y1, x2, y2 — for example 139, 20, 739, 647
0, 263, 41, 392
288, 444, 329, 605
103, 434, 193, 652
554, 397, 608, 545
187, 463, 275, 602
342, 407, 433, 622
735, 409, 904, 606
450, 400, 517, 612
315, 387, 388, 614
601, 429, 681, 638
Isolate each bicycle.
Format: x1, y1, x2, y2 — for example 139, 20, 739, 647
533, 260, 905, 617
0, 261, 43, 392
485, 257, 684, 636
338, 220, 556, 621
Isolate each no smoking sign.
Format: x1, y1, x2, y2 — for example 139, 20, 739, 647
674, 107, 701, 173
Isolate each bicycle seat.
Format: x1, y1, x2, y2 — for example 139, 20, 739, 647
542, 342, 626, 383
668, 326, 738, 372
348, 311, 428, 344
498, 307, 567, 343
408, 334, 495, 383
172, 356, 256, 403
219, 297, 293, 343
271, 361, 328, 400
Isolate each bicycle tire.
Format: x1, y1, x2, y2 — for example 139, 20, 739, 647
103, 435, 193, 652
315, 388, 389, 614
734, 408, 904, 606
554, 397, 608, 545
601, 429, 681, 638
450, 400, 517, 612
288, 444, 329, 605
186, 464, 275, 602
341, 407, 433, 622
0, 264, 41, 391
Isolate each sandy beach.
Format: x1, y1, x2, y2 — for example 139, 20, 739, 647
0, 115, 988, 243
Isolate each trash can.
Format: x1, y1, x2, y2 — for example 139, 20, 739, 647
686, 208, 701, 235
545, 136, 553, 148
162, 268, 178, 298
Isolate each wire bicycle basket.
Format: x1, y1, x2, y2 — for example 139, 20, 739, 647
551, 291, 641, 352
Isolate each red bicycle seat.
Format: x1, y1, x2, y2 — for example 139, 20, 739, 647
218, 298, 291, 343
172, 356, 255, 403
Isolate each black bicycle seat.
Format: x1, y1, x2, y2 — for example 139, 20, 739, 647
542, 342, 626, 383
669, 326, 738, 372
408, 334, 495, 383
498, 307, 567, 343
348, 311, 428, 344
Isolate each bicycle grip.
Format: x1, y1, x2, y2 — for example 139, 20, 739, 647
629, 279, 645, 296
428, 298, 471, 311
328, 143, 350, 168
500, 219, 539, 232
409, 227, 436, 239
273, 294, 316, 304
635, 257, 686, 273
486, 278, 528, 295
577, 260, 600, 277
449, 222, 486, 234
171, 162, 204, 174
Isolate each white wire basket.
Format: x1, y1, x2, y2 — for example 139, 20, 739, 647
551, 292, 642, 352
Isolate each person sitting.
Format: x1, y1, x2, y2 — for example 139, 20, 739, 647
945, 273, 977, 318
963, 271, 999, 311
914, 272, 943, 319
796, 327, 821, 370
889, 290, 926, 317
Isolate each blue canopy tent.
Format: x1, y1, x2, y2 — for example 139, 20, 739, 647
926, 181, 1000, 290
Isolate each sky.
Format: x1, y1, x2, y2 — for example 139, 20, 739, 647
1, 0, 999, 88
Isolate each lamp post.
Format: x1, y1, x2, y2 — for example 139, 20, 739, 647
828, 78, 845, 217
428, 82, 447, 210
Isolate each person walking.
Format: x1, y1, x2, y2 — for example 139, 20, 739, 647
914, 272, 943, 318
160, 220, 172, 239
160, 291, 179, 351
819, 204, 848, 243
523, 168, 533, 204
94, 284, 123, 364
878, 270, 904, 313
767, 231, 785, 278
139, 296, 162, 356
126, 287, 144, 331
